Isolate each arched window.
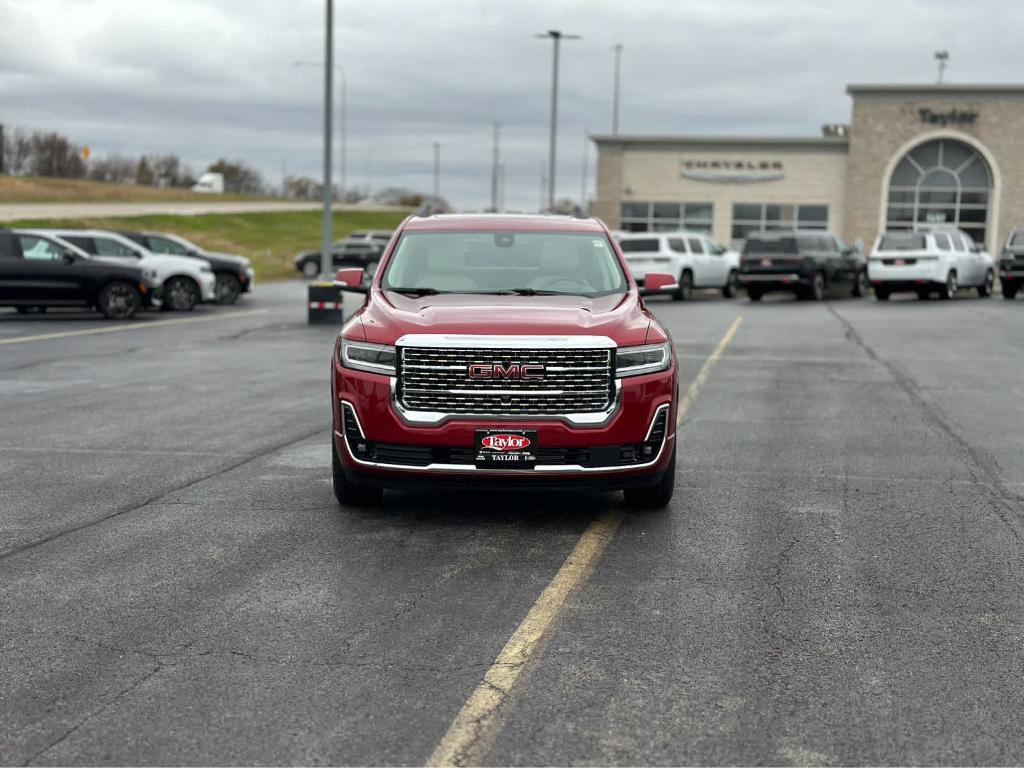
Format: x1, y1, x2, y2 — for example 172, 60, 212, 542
886, 138, 991, 244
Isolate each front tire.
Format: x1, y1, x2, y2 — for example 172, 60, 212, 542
163, 276, 200, 311
624, 444, 676, 510
852, 270, 869, 297
214, 272, 242, 305
808, 271, 826, 301
673, 269, 694, 301
97, 281, 141, 319
302, 260, 320, 279
332, 439, 383, 507
939, 270, 958, 300
977, 270, 994, 298
722, 269, 740, 298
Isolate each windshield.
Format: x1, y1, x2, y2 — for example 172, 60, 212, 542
878, 233, 927, 251
1011, 231, 1024, 246
382, 231, 628, 297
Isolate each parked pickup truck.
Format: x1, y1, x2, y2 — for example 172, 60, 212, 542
329, 214, 679, 509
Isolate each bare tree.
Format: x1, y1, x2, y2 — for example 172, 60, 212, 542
29, 131, 85, 178
207, 159, 265, 195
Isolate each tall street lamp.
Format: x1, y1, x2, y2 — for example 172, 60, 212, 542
611, 43, 623, 135
319, 0, 333, 278
535, 29, 580, 212
295, 60, 347, 203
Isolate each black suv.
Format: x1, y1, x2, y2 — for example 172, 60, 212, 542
293, 239, 384, 279
1000, 228, 1024, 300
0, 230, 157, 318
738, 231, 868, 301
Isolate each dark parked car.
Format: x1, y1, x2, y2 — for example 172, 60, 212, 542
0, 230, 158, 319
738, 231, 868, 301
294, 239, 385, 279
1000, 228, 1024, 300
118, 231, 254, 304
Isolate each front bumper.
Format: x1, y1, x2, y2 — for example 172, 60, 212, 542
332, 362, 677, 486
240, 267, 255, 293
199, 272, 217, 302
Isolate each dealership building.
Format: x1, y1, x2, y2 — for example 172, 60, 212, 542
591, 83, 1024, 253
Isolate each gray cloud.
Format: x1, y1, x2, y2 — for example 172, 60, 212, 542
1, 0, 1021, 210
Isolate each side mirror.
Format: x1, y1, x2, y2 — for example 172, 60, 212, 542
334, 267, 367, 292
62, 251, 76, 265
638, 272, 678, 296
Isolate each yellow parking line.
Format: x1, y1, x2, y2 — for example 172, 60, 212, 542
677, 316, 743, 425
426, 315, 744, 767
0, 309, 270, 346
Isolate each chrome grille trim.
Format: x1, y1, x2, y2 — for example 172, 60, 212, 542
395, 337, 616, 422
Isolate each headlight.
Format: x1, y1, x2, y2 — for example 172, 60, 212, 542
200, 265, 213, 273
616, 342, 672, 378
144, 269, 159, 280
339, 338, 396, 375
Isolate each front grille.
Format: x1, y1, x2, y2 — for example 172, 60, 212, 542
398, 346, 614, 416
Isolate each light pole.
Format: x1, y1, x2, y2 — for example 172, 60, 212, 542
432, 142, 440, 199
612, 43, 623, 135
535, 29, 580, 212
580, 129, 589, 214
295, 60, 347, 204
491, 122, 501, 212
935, 50, 949, 84
320, 0, 333, 278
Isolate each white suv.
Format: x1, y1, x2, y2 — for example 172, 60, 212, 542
36, 229, 217, 310
868, 228, 995, 300
617, 231, 741, 300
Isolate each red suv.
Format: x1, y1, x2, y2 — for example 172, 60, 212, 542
330, 215, 679, 508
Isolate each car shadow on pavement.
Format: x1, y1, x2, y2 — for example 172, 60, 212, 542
341, 488, 624, 532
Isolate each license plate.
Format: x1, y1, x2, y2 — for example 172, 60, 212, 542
475, 429, 537, 469
760, 258, 772, 267
893, 258, 906, 266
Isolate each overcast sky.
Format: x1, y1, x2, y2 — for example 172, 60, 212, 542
1, 0, 1021, 210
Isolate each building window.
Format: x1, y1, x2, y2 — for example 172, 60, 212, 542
620, 202, 713, 233
885, 138, 991, 244
730, 203, 829, 243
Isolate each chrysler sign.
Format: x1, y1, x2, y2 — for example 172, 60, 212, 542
681, 159, 784, 183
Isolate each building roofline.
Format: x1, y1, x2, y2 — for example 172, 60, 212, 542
589, 134, 848, 148
847, 83, 1024, 95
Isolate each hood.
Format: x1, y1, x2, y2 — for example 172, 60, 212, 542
142, 253, 202, 272
206, 250, 250, 267
356, 291, 653, 347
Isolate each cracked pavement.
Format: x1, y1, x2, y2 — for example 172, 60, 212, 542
1, 282, 1022, 764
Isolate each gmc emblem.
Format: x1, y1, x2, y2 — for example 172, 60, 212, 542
467, 363, 545, 380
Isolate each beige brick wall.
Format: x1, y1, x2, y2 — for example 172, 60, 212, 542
845, 91, 1024, 254
593, 140, 849, 246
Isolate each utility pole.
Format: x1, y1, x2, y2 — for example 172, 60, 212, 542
535, 29, 581, 212
432, 142, 440, 199
497, 162, 505, 211
935, 50, 949, 84
491, 122, 501, 212
339, 69, 347, 201
612, 44, 623, 135
580, 130, 589, 214
320, 0, 334, 278
539, 161, 547, 213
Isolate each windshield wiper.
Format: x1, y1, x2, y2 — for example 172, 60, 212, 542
490, 288, 567, 296
386, 286, 448, 296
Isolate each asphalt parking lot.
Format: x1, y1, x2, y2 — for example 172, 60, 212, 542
2, 282, 1022, 765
